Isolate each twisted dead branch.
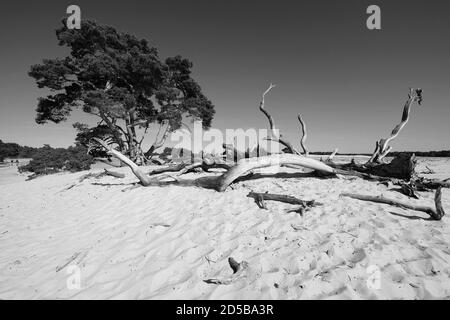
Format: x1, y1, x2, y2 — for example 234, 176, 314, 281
91, 138, 336, 192
149, 161, 232, 176
259, 84, 300, 155
368, 88, 423, 163
327, 148, 339, 161
204, 257, 249, 285
247, 191, 321, 215
341, 187, 445, 221
297, 114, 309, 156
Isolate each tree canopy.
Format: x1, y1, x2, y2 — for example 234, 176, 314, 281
29, 19, 215, 162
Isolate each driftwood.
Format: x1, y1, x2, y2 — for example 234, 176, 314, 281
297, 114, 309, 156
79, 169, 124, 182
91, 138, 336, 192
93, 157, 123, 168
327, 154, 449, 191
421, 166, 435, 175
247, 191, 321, 215
91, 137, 449, 196
204, 257, 249, 285
368, 88, 423, 163
259, 84, 300, 155
149, 160, 232, 176
398, 182, 420, 199
341, 187, 445, 221
83, 85, 448, 225
414, 177, 450, 190
56, 252, 81, 272
328, 153, 417, 181
247, 192, 319, 208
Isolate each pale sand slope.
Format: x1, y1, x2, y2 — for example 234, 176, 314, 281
0, 158, 450, 299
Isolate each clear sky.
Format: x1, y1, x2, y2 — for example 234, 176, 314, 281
0, 0, 449, 153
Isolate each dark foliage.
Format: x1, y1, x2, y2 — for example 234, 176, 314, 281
0, 139, 39, 161
18, 144, 94, 176
29, 19, 215, 160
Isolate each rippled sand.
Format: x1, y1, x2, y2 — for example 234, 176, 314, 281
0, 158, 449, 299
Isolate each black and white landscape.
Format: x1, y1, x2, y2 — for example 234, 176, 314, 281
0, 0, 450, 299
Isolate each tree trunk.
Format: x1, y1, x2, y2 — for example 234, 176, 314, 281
327, 153, 417, 181
92, 138, 336, 192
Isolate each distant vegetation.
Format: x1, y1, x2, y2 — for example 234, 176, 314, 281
389, 151, 450, 157
310, 151, 450, 157
18, 145, 94, 177
0, 139, 38, 162
0, 139, 94, 178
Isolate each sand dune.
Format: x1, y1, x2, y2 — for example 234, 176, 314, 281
0, 158, 449, 299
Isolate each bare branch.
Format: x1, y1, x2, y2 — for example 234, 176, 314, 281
327, 148, 338, 161
341, 187, 445, 221
259, 84, 300, 155
297, 114, 309, 156
368, 88, 423, 163
247, 192, 320, 208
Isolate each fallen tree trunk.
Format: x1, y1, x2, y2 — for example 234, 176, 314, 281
91, 138, 336, 192
149, 160, 232, 176
327, 153, 449, 190
204, 257, 249, 285
327, 153, 417, 181
297, 114, 309, 156
414, 177, 450, 190
341, 187, 445, 221
327, 148, 338, 161
214, 154, 335, 192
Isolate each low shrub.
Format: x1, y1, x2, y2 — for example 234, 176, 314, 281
19, 144, 94, 177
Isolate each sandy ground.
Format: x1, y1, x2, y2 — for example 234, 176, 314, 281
0, 157, 450, 299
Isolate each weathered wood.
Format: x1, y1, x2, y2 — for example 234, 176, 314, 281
297, 114, 309, 156
414, 177, 450, 190
247, 192, 318, 207
341, 187, 445, 221
368, 88, 423, 163
399, 182, 419, 199
259, 84, 300, 155
149, 161, 232, 176
92, 138, 336, 191
214, 154, 335, 192
204, 257, 249, 285
328, 153, 417, 181
103, 169, 125, 178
